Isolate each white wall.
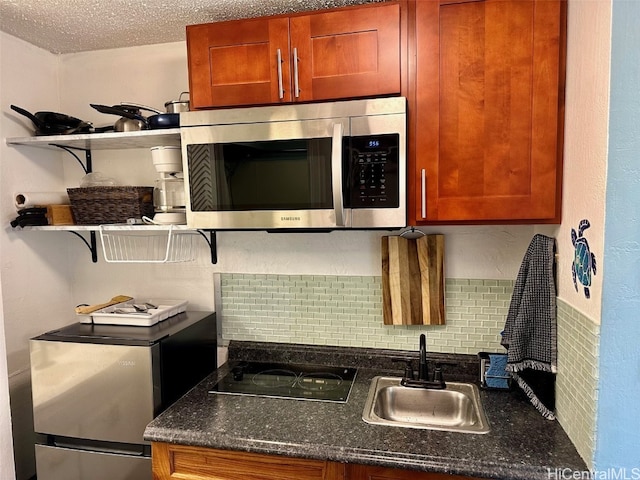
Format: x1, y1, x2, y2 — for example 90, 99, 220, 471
56, 40, 543, 284
1, 31, 80, 480
1, 33, 75, 372
0, 32, 18, 480
555, 0, 611, 323
55, 42, 218, 310
57, 41, 542, 303
551, 0, 610, 466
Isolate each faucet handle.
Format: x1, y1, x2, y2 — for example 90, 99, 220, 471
432, 362, 456, 386
433, 366, 444, 384
392, 358, 415, 380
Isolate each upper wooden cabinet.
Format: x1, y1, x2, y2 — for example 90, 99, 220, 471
187, 3, 402, 109
408, 0, 566, 224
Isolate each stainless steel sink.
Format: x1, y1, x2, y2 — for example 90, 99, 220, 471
362, 376, 490, 434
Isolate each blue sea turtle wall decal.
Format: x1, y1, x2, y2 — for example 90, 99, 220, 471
571, 219, 597, 299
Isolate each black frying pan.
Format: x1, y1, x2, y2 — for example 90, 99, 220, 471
10, 104, 92, 136
90, 104, 179, 130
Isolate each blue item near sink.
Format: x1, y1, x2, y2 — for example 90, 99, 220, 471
479, 352, 510, 390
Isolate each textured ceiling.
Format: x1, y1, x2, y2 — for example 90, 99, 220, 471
0, 0, 379, 54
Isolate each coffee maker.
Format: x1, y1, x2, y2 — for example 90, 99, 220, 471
150, 146, 186, 224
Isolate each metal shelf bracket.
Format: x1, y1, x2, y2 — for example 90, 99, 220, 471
51, 144, 92, 174
68, 231, 98, 263
197, 230, 218, 264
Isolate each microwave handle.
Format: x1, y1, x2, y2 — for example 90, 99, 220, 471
331, 123, 345, 227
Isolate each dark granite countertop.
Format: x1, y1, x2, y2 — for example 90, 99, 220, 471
144, 341, 587, 480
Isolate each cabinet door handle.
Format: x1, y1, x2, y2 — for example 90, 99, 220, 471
293, 47, 300, 98
276, 48, 284, 100
421, 168, 426, 219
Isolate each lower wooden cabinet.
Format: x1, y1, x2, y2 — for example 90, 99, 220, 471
345, 464, 483, 480
152, 443, 343, 480
152, 442, 483, 480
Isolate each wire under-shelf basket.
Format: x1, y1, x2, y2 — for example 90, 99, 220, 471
99, 225, 197, 263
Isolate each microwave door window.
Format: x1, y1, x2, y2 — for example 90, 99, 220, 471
187, 139, 333, 212
216, 144, 234, 207
307, 139, 332, 208
187, 144, 230, 211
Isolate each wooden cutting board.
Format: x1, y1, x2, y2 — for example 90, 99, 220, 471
381, 234, 445, 325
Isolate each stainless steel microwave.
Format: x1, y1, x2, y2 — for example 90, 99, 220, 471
180, 97, 406, 230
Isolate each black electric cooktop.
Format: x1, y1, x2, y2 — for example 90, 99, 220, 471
210, 361, 357, 403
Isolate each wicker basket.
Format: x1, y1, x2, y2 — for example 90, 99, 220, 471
67, 186, 154, 225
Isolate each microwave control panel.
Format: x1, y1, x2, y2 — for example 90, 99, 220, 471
345, 134, 400, 208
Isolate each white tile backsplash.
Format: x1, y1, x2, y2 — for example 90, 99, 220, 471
220, 274, 508, 353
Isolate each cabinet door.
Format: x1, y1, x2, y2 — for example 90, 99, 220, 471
345, 464, 483, 480
410, 0, 566, 223
187, 16, 291, 109
289, 3, 401, 102
152, 443, 344, 480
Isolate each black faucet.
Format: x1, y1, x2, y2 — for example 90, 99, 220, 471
418, 333, 428, 381
394, 333, 446, 389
